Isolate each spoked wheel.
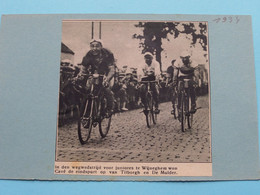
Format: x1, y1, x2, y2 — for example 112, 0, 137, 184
145, 94, 153, 128
180, 93, 185, 132
78, 99, 93, 144
99, 97, 112, 138
152, 101, 157, 125
187, 113, 193, 129
172, 89, 178, 120
99, 115, 112, 138
153, 110, 157, 124
187, 96, 193, 129
173, 104, 177, 119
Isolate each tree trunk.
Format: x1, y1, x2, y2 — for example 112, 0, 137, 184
155, 36, 163, 72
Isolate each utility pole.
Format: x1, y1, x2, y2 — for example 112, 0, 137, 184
99, 22, 102, 39
91, 22, 94, 39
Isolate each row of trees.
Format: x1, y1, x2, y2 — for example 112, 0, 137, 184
133, 22, 208, 71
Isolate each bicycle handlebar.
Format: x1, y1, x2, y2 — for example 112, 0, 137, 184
140, 80, 158, 83
88, 73, 105, 78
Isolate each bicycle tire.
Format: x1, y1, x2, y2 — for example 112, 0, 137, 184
187, 113, 193, 129
99, 116, 112, 138
153, 110, 157, 124
187, 96, 193, 129
172, 89, 178, 120
146, 93, 153, 128
181, 92, 185, 132
173, 108, 177, 119
148, 93, 157, 125
78, 99, 93, 144
99, 97, 112, 138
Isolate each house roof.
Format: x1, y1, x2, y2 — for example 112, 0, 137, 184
61, 42, 74, 55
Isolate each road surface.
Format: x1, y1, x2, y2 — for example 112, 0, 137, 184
56, 95, 211, 163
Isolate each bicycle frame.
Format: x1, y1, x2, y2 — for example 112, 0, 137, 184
178, 78, 193, 131
140, 80, 158, 128
78, 73, 112, 144
82, 74, 104, 121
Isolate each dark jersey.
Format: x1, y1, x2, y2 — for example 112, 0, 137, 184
166, 66, 174, 82
81, 48, 115, 75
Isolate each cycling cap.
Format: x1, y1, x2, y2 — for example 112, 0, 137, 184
144, 52, 154, 58
90, 39, 103, 46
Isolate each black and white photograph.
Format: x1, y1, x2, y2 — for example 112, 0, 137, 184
55, 20, 211, 176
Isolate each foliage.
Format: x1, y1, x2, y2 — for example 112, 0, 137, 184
133, 22, 208, 70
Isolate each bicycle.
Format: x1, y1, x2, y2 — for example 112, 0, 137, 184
77, 73, 112, 144
177, 77, 194, 132
140, 80, 159, 128
166, 81, 178, 120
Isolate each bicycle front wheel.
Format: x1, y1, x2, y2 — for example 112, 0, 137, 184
180, 92, 186, 132
187, 96, 193, 129
99, 115, 112, 138
145, 93, 154, 128
152, 101, 157, 125
78, 99, 93, 144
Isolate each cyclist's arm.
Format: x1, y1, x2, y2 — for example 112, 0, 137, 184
106, 64, 115, 82
173, 66, 179, 84
105, 51, 116, 82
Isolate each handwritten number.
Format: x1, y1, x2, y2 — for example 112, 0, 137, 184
213, 16, 239, 24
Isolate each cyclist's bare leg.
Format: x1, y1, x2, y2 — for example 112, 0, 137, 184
151, 83, 160, 114
103, 87, 115, 117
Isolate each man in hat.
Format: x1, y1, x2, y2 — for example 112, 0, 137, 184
79, 39, 115, 117
139, 52, 161, 114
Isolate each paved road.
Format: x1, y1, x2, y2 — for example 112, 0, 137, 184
56, 95, 211, 163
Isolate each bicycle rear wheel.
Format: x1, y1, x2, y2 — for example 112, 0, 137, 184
78, 99, 93, 144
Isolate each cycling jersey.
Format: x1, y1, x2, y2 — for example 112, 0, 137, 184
81, 48, 115, 75
141, 61, 160, 77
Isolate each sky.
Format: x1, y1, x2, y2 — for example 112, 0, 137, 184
61, 20, 209, 72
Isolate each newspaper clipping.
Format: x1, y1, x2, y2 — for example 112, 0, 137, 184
55, 20, 212, 177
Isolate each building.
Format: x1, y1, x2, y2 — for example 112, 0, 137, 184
61, 42, 75, 65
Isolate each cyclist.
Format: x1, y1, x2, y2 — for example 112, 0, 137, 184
78, 39, 115, 117
166, 59, 178, 115
139, 52, 161, 114
174, 51, 197, 115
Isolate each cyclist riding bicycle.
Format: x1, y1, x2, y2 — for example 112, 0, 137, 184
166, 59, 178, 115
174, 51, 197, 115
77, 39, 115, 117
139, 52, 161, 114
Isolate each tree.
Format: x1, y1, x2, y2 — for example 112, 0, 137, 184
133, 22, 208, 71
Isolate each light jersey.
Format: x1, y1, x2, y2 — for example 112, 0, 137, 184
140, 60, 161, 78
